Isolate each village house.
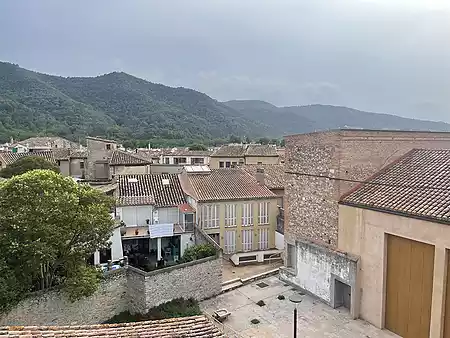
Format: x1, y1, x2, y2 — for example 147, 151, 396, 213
209, 144, 280, 169
116, 173, 196, 268
280, 129, 450, 328
179, 165, 280, 263
10, 136, 81, 153
338, 149, 450, 338
160, 147, 212, 166
85, 137, 151, 180
241, 164, 286, 249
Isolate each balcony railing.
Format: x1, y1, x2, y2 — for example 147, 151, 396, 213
120, 222, 195, 238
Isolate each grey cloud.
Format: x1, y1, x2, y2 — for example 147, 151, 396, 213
0, 0, 449, 121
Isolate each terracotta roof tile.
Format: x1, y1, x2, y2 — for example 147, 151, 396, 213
13, 137, 80, 149
340, 149, 450, 223
0, 151, 56, 165
241, 164, 286, 189
0, 315, 224, 337
118, 174, 186, 207
109, 150, 150, 166
211, 145, 246, 157
245, 144, 278, 157
182, 168, 276, 202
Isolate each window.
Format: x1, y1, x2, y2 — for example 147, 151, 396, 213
202, 204, 219, 229
224, 230, 236, 254
259, 228, 269, 250
231, 162, 237, 168
242, 203, 253, 226
257, 161, 263, 164
225, 204, 237, 227
165, 158, 170, 164
106, 144, 111, 150
219, 161, 224, 168
287, 244, 296, 269
225, 161, 231, 168
258, 202, 269, 225
242, 229, 253, 252
80, 161, 85, 169
191, 158, 204, 165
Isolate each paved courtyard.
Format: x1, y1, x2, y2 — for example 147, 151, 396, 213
201, 275, 397, 338
222, 258, 283, 282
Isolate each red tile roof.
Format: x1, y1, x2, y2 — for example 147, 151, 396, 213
0, 315, 224, 337
0, 151, 56, 165
340, 149, 450, 223
118, 174, 186, 207
181, 168, 276, 202
240, 164, 285, 189
109, 150, 150, 166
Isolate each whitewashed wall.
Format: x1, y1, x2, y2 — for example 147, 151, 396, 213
118, 206, 153, 226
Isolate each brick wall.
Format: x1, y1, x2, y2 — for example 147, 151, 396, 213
0, 269, 127, 326
285, 130, 450, 246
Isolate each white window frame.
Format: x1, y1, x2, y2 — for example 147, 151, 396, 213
224, 230, 236, 254
242, 229, 253, 252
202, 204, 219, 229
258, 201, 269, 225
242, 203, 253, 226
258, 228, 269, 250
225, 204, 237, 227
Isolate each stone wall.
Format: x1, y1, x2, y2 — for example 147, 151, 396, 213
285, 130, 450, 246
0, 269, 127, 326
280, 238, 359, 318
1, 254, 222, 325
128, 255, 222, 314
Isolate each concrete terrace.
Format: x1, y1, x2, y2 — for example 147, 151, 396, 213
201, 275, 396, 338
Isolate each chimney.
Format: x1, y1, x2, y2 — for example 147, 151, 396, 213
255, 168, 265, 186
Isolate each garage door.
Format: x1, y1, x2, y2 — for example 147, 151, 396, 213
385, 234, 434, 338
443, 250, 450, 338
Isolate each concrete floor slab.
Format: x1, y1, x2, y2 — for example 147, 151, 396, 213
201, 275, 397, 338
222, 258, 283, 282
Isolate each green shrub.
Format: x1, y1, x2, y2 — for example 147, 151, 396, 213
104, 298, 201, 323
179, 243, 217, 264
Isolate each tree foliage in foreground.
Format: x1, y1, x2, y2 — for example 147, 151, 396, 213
0, 170, 115, 312
0, 156, 60, 178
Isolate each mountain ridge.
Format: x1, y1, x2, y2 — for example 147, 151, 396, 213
1, 61, 449, 145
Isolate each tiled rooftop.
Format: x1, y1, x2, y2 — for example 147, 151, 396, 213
340, 149, 450, 223
0, 315, 224, 337
161, 147, 212, 157
13, 136, 80, 149
109, 150, 150, 166
118, 174, 186, 207
181, 168, 276, 202
211, 144, 279, 157
0, 151, 56, 165
211, 145, 246, 157
241, 164, 286, 189
245, 144, 278, 157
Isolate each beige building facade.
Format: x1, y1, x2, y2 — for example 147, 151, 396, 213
339, 205, 450, 338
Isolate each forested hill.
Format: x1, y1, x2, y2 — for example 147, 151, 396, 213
0, 62, 270, 144
1, 61, 449, 146
224, 100, 450, 136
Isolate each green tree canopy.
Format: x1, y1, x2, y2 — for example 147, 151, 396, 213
228, 135, 242, 143
188, 143, 207, 151
257, 137, 270, 145
0, 170, 115, 311
0, 156, 60, 178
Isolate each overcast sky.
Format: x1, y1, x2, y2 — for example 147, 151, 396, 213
0, 0, 449, 122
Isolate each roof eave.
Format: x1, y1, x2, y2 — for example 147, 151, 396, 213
339, 201, 450, 226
